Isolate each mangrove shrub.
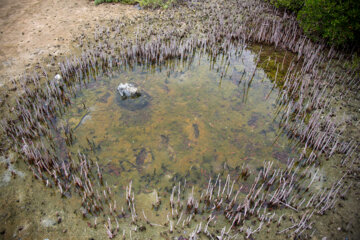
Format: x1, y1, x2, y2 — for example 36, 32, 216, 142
298, 0, 360, 47
268, 0, 360, 47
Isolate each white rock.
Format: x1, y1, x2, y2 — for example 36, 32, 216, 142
117, 83, 139, 98
54, 74, 62, 81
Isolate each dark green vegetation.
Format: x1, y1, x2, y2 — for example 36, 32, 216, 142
268, 0, 360, 47
268, 0, 304, 12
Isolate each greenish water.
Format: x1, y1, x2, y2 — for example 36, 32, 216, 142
60, 49, 298, 197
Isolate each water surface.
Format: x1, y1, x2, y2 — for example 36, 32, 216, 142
61, 49, 298, 194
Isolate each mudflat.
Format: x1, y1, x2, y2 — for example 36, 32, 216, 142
0, 0, 141, 85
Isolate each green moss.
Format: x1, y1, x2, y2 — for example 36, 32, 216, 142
252, 45, 293, 88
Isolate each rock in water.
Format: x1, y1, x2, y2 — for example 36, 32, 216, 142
117, 83, 140, 99
116, 88, 151, 111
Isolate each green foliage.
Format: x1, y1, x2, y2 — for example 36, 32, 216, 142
298, 0, 360, 47
94, 0, 136, 6
137, 0, 176, 9
268, 0, 360, 47
268, 0, 304, 12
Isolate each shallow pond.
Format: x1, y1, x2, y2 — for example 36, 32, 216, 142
1, 43, 351, 239
61, 48, 298, 191
42, 47, 310, 239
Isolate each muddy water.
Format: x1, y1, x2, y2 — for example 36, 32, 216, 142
61, 49, 297, 189
52, 48, 300, 237
2, 46, 351, 240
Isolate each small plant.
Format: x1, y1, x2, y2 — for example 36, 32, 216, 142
137, 0, 176, 9
94, 0, 137, 6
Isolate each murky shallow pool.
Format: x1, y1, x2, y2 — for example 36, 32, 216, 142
60, 49, 298, 191
42, 48, 310, 238
2, 41, 353, 239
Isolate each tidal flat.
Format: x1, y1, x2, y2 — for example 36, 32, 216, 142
0, 0, 359, 239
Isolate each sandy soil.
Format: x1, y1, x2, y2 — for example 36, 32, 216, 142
0, 0, 143, 86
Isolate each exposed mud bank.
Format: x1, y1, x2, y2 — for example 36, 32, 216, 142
0, 0, 145, 85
